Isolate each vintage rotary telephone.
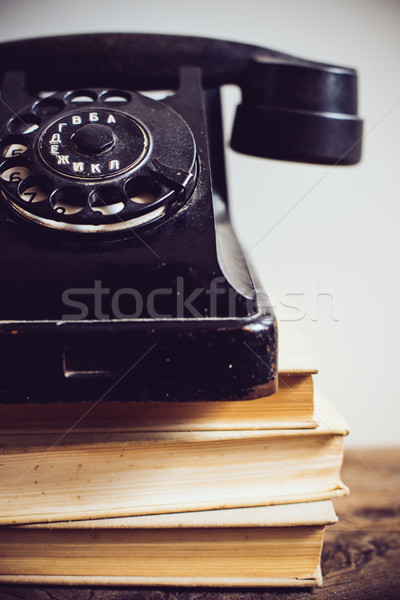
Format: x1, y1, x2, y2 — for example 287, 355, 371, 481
0, 34, 362, 404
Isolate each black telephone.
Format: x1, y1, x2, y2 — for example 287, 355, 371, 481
0, 34, 362, 404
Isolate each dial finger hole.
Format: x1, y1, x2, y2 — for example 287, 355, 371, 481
67, 90, 97, 104
90, 186, 125, 215
0, 159, 32, 183
140, 90, 174, 101
18, 175, 53, 204
51, 186, 88, 215
125, 176, 161, 205
8, 114, 40, 135
1, 135, 28, 158
38, 91, 57, 99
100, 90, 131, 105
33, 97, 65, 116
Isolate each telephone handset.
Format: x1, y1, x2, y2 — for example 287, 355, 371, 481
0, 34, 362, 404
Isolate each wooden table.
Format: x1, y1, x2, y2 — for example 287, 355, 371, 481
0, 448, 399, 600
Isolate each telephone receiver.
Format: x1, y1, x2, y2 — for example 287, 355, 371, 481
0, 34, 362, 404
0, 33, 362, 164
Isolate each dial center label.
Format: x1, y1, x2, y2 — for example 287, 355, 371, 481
39, 109, 149, 180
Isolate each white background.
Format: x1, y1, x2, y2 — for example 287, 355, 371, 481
0, 0, 399, 446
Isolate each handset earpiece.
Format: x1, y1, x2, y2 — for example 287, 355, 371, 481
231, 58, 362, 165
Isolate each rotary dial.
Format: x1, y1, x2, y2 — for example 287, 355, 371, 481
0, 89, 197, 235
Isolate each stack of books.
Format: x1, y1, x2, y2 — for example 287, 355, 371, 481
0, 324, 348, 587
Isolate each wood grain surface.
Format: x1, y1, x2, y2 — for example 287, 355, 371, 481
0, 447, 399, 600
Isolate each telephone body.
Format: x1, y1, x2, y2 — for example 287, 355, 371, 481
0, 34, 362, 403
